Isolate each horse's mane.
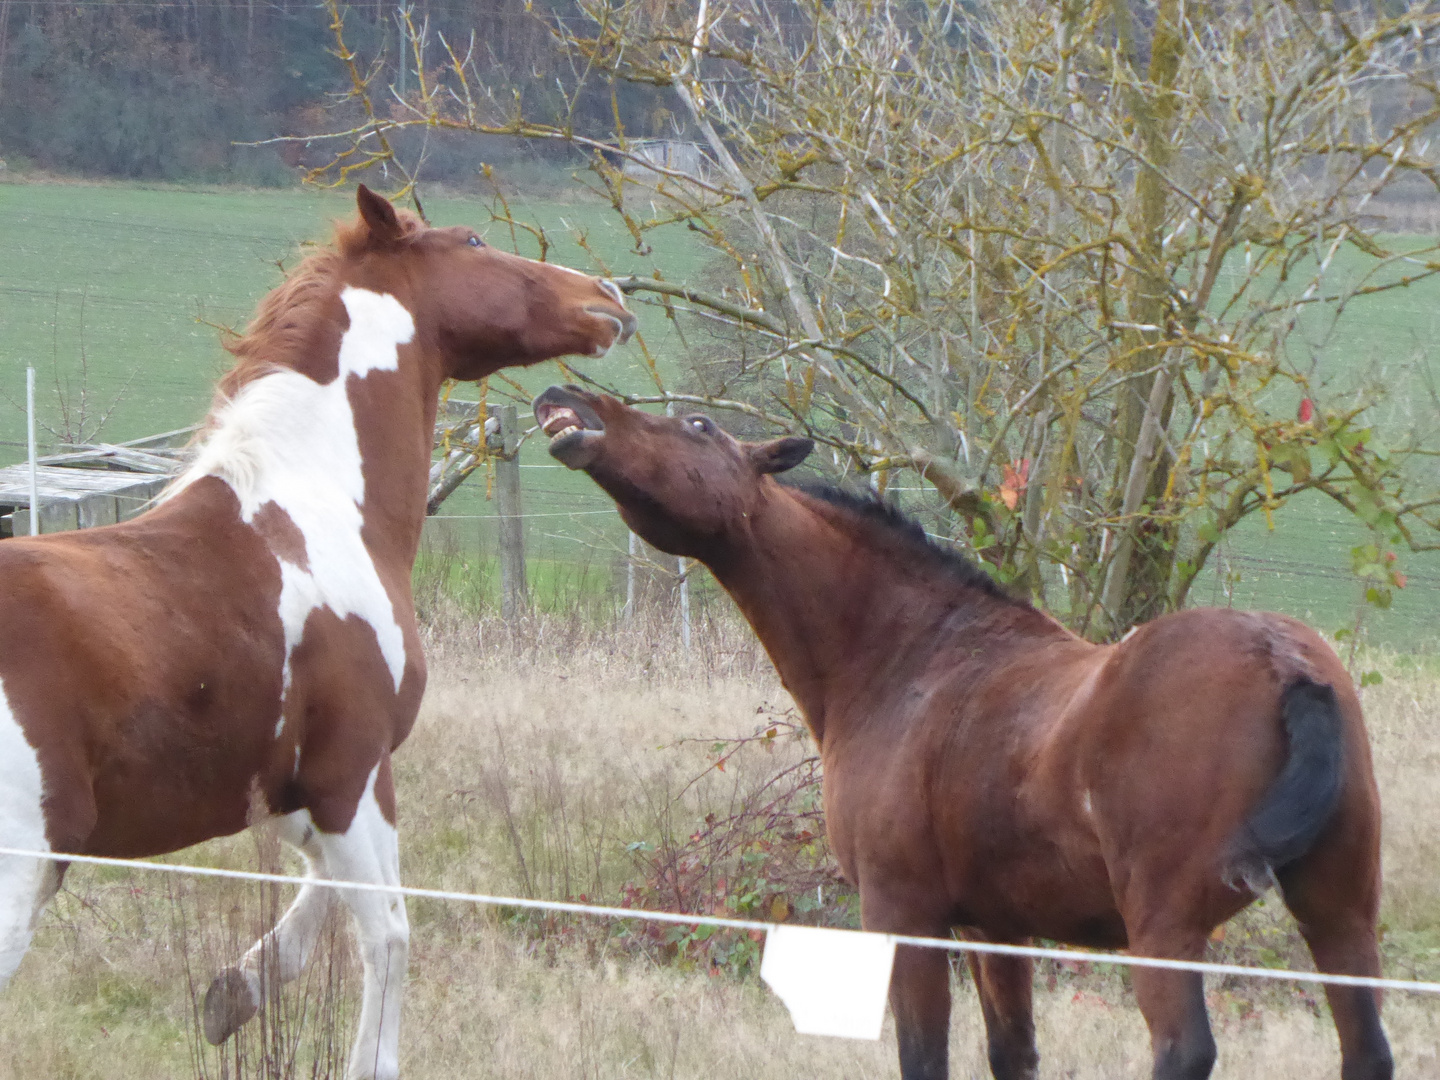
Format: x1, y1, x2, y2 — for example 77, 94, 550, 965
216, 207, 426, 400
792, 482, 1027, 606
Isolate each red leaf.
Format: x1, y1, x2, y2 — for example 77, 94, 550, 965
1298, 397, 1315, 424
998, 458, 1031, 511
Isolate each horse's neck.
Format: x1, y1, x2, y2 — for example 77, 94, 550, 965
714, 495, 1054, 748
174, 287, 437, 569
713, 494, 1021, 745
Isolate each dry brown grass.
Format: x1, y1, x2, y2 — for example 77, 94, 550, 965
1, 613, 1437, 1078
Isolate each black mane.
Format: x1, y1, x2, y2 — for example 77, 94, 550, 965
792, 482, 1026, 606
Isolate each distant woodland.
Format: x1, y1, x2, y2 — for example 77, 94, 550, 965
0, 0, 631, 183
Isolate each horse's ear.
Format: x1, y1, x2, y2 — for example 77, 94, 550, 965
749, 436, 814, 475
356, 184, 404, 247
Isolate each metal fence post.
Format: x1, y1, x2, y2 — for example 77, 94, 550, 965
664, 401, 692, 650
678, 556, 691, 651
625, 530, 638, 625
26, 366, 38, 536
488, 403, 527, 620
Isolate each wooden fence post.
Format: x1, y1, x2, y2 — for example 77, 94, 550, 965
488, 403, 528, 620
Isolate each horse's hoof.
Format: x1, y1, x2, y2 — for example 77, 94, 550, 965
203, 967, 258, 1045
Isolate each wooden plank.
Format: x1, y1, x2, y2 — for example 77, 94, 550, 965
0, 464, 172, 503
38, 445, 186, 473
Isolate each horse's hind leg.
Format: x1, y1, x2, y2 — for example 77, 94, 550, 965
203, 810, 335, 1044
0, 854, 61, 989
1127, 928, 1216, 1080
0, 689, 65, 990
1279, 872, 1393, 1080
964, 951, 1038, 1080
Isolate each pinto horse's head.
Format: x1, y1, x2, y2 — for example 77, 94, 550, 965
532, 385, 813, 558
343, 186, 636, 381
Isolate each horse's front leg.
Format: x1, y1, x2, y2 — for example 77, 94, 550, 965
315, 755, 409, 1080
964, 948, 1038, 1080
863, 888, 952, 1080
205, 755, 409, 1080
891, 943, 952, 1080
203, 811, 335, 1044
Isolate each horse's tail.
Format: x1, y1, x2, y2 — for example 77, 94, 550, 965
1223, 677, 1345, 894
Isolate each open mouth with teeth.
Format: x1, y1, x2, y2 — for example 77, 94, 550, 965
533, 385, 605, 469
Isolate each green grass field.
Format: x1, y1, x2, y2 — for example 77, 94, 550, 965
2, 177, 1437, 645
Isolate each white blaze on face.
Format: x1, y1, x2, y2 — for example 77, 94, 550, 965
0, 678, 52, 987
170, 288, 415, 737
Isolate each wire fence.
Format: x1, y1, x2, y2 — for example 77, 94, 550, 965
2, 846, 1436, 998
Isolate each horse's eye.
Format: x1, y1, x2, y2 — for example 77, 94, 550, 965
690, 417, 710, 434
467, 235, 485, 248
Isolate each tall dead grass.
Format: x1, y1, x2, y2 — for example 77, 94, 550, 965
1, 607, 1437, 1078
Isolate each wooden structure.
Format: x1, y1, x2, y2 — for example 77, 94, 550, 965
0, 428, 193, 538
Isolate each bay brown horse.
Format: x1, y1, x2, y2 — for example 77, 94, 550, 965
532, 385, 1392, 1080
0, 187, 634, 1079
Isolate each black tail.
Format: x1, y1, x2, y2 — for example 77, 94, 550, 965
1224, 677, 1345, 893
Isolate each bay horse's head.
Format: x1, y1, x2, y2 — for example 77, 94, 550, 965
532, 385, 813, 557
240, 186, 636, 386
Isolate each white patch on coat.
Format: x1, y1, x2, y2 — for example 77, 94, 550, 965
1081, 790, 1093, 816
0, 678, 53, 988
167, 288, 414, 734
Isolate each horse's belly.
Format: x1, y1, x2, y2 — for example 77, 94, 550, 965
953, 851, 1124, 948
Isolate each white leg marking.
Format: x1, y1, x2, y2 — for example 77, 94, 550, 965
232, 812, 335, 998
0, 678, 56, 989
316, 763, 409, 1080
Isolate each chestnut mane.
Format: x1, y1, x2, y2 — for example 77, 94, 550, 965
216, 207, 426, 400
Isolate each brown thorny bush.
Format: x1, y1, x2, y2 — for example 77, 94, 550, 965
413, 575, 859, 977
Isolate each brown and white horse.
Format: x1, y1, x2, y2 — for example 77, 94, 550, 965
0, 187, 634, 1079
532, 385, 1392, 1080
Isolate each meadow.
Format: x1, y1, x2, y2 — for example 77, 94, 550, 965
4, 177, 1439, 644
1, 606, 1437, 1079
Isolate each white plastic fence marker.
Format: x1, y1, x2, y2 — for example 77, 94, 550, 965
760, 925, 896, 1040
26, 365, 38, 536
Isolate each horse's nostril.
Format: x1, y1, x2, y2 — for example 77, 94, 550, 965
617, 310, 638, 343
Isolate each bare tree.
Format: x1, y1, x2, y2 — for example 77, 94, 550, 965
303, 0, 1440, 636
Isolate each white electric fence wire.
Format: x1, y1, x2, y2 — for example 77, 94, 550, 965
1, 846, 1436, 996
